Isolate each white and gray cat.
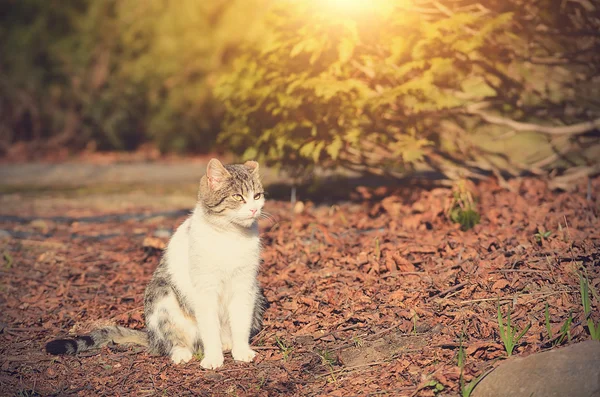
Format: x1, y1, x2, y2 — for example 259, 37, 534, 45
46, 159, 268, 369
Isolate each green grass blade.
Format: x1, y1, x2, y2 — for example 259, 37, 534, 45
580, 274, 591, 316
588, 320, 600, 341
544, 303, 552, 339
462, 371, 488, 397
515, 322, 531, 344
497, 305, 505, 341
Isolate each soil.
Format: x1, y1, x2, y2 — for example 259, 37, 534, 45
0, 166, 599, 396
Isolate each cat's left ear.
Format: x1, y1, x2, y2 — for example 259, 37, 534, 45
244, 160, 259, 175
206, 158, 231, 190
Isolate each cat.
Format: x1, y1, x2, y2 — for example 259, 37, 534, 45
45, 158, 268, 369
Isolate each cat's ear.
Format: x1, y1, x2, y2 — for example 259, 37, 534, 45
244, 160, 259, 175
206, 159, 231, 190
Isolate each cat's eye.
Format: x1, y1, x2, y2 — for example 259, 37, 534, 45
232, 194, 245, 202
254, 192, 263, 200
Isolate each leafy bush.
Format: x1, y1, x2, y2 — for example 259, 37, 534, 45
215, 0, 600, 180
1, 0, 598, 184
0, 0, 265, 153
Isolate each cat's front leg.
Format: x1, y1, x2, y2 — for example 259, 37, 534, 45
193, 286, 224, 369
228, 274, 258, 363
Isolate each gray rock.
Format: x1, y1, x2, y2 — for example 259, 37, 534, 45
0, 229, 11, 239
473, 341, 600, 397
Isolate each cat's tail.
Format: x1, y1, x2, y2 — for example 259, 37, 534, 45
45, 326, 148, 355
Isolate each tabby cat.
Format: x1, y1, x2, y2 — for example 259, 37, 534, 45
46, 159, 268, 369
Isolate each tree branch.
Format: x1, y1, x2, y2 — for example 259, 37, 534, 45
548, 164, 600, 191
465, 103, 600, 136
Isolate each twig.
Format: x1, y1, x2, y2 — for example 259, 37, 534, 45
315, 360, 391, 378
490, 269, 550, 274
315, 324, 363, 340
253, 346, 280, 351
429, 281, 468, 300
458, 290, 571, 305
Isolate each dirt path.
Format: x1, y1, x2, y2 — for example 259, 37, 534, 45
0, 162, 211, 187
0, 167, 599, 396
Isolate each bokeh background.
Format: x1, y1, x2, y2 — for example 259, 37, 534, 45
1, 0, 599, 187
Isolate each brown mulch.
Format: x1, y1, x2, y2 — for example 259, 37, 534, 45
0, 176, 599, 396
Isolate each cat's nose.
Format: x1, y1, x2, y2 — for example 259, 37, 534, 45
250, 209, 257, 216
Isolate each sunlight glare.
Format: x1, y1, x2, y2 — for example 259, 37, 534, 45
323, 0, 372, 14
315, 0, 400, 17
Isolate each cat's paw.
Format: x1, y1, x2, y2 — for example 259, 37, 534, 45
232, 346, 257, 363
200, 352, 224, 369
170, 347, 193, 365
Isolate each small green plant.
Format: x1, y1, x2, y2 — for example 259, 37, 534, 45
544, 303, 573, 346
579, 274, 600, 341
458, 336, 486, 397
352, 336, 364, 347
2, 251, 13, 269
447, 180, 481, 231
317, 349, 338, 383
422, 380, 445, 394
318, 349, 336, 366
255, 376, 267, 392
193, 350, 204, 361
412, 311, 419, 335
534, 228, 552, 243
556, 312, 573, 345
275, 336, 293, 361
497, 304, 531, 356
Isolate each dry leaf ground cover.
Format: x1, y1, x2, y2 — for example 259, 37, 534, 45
0, 175, 599, 396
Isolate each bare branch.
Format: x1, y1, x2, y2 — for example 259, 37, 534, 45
465, 103, 600, 136
548, 164, 600, 191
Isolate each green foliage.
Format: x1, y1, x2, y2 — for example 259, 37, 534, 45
2, 251, 13, 269
534, 228, 552, 243
317, 349, 338, 383
446, 180, 480, 231
422, 380, 445, 394
2, 0, 598, 174
579, 273, 600, 341
457, 337, 486, 397
0, 0, 266, 152
545, 303, 573, 346
450, 208, 481, 232
497, 304, 531, 356
193, 350, 204, 361
215, 1, 518, 174
275, 336, 293, 361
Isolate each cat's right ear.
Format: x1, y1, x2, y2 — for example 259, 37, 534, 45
206, 159, 231, 190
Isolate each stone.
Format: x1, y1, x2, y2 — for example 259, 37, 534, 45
0, 229, 11, 239
472, 341, 600, 397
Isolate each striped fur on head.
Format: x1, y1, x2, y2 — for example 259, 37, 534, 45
198, 159, 264, 228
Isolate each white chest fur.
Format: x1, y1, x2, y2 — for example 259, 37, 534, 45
166, 212, 260, 282
190, 219, 260, 274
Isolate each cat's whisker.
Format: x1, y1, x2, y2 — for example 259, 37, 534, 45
259, 211, 277, 220
258, 213, 277, 225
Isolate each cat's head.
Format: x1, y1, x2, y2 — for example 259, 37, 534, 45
198, 158, 265, 228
